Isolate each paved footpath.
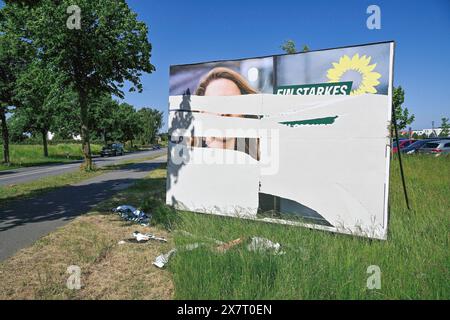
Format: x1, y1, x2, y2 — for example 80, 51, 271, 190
0, 155, 167, 262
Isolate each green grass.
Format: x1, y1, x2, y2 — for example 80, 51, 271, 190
166, 155, 449, 299
0, 143, 102, 171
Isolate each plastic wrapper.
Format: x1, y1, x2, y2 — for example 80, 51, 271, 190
112, 205, 151, 226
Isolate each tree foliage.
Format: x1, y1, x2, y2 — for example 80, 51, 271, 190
281, 40, 310, 54
14, 61, 74, 156
281, 40, 296, 54
392, 86, 415, 131
6, 0, 155, 169
135, 108, 163, 145
89, 94, 163, 146
113, 102, 139, 145
7, 112, 28, 143
89, 94, 119, 144
0, 4, 33, 163
439, 117, 449, 137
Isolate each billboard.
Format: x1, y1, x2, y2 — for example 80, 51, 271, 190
166, 41, 394, 239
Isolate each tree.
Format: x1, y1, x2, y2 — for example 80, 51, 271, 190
136, 108, 163, 145
15, 0, 155, 170
0, 4, 31, 163
90, 98, 163, 148
92, 102, 163, 147
392, 86, 415, 131
113, 102, 139, 146
50, 90, 80, 140
89, 94, 120, 145
281, 40, 310, 54
439, 117, 449, 137
14, 61, 73, 156
7, 112, 28, 143
281, 40, 296, 54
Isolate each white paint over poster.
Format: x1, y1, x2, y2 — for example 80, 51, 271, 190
166, 42, 394, 239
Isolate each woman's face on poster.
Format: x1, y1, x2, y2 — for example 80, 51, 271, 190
204, 78, 241, 149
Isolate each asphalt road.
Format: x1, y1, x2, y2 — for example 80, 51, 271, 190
0, 148, 167, 186
0, 153, 167, 262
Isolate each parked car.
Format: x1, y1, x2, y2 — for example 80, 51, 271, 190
401, 139, 438, 154
151, 144, 161, 150
392, 139, 416, 153
417, 140, 450, 155
100, 143, 124, 157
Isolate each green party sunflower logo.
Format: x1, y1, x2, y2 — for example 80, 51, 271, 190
327, 54, 381, 95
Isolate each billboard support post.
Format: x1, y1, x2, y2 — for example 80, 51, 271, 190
391, 105, 411, 210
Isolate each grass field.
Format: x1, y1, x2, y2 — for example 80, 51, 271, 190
168, 155, 449, 299
0, 155, 448, 299
0, 144, 103, 171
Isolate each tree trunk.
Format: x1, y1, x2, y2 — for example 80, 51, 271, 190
79, 92, 93, 170
42, 129, 49, 157
0, 108, 10, 164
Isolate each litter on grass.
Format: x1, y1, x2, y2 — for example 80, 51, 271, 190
112, 205, 151, 226
152, 236, 286, 269
216, 238, 244, 253
133, 231, 167, 243
153, 243, 202, 268
247, 237, 285, 255
153, 248, 177, 268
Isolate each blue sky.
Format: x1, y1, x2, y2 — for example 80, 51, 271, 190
123, 0, 450, 130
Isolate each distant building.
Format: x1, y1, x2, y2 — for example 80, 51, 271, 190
411, 128, 445, 137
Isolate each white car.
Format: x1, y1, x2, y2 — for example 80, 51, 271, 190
417, 140, 450, 155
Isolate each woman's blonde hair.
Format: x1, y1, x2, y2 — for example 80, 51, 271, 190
195, 67, 258, 96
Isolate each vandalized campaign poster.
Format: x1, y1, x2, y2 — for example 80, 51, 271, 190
166, 41, 394, 239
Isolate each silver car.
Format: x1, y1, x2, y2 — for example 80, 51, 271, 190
417, 140, 450, 155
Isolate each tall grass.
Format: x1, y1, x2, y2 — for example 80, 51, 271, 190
168, 155, 449, 299
0, 144, 102, 170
